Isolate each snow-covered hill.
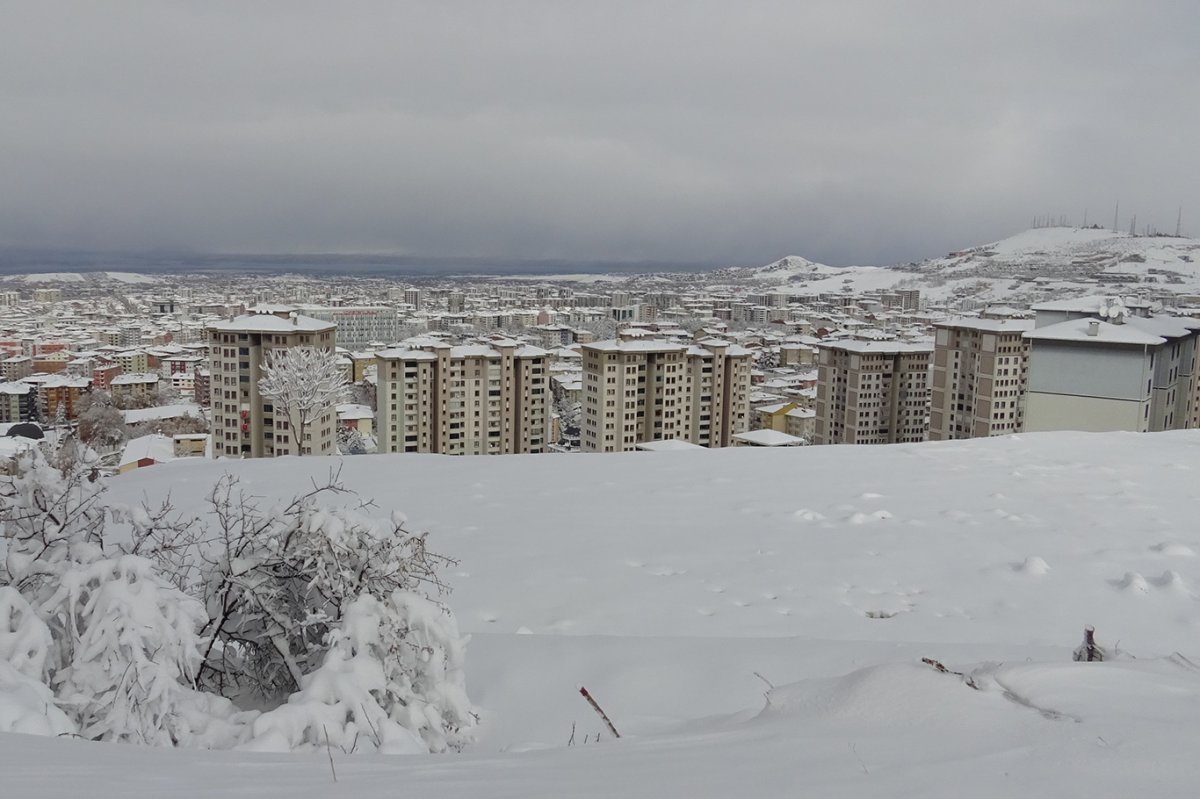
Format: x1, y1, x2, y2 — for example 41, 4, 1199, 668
6, 431, 1200, 796
730, 227, 1200, 306
13, 270, 161, 285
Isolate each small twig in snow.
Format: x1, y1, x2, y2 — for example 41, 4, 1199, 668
322, 724, 338, 783
849, 742, 869, 775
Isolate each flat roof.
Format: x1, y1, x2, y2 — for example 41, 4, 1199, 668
1024, 318, 1165, 346
208, 314, 335, 333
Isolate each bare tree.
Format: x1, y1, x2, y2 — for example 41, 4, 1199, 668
257, 348, 347, 456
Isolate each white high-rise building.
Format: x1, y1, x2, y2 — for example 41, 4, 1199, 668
581, 337, 753, 452
376, 339, 550, 455
207, 311, 337, 458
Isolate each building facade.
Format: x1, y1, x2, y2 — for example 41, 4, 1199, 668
375, 340, 550, 455
1023, 308, 1200, 434
207, 312, 338, 458
581, 337, 753, 453
813, 340, 931, 445
929, 318, 1032, 440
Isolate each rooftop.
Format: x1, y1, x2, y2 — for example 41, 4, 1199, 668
208, 314, 335, 334
1024, 318, 1166, 346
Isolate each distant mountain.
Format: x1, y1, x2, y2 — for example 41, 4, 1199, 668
723, 228, 1200, 305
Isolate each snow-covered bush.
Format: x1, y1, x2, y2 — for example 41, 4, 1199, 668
0, 587, 75, 736
245, 591, 476, 754
0, 451, 472, 755
0, 450, 107, 601
47, 555, 208, 744
197, 472, 459, 701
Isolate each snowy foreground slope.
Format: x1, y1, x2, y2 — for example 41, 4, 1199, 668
7, 431, 1200, 796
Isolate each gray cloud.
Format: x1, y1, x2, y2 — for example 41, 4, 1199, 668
1, 1, 1196, 267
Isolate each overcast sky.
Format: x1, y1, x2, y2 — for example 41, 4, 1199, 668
1, 1, 1196, 267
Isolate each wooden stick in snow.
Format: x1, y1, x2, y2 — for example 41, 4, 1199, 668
579, 687, 620, 739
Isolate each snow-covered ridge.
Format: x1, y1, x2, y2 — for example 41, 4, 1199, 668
14, 271, 161, 284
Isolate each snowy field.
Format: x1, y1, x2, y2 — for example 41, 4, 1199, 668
7, 431, 1200, 796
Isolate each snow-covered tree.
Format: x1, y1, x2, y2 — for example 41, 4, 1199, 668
336, 426, 367, 455
51, 400, 68, 430
76, 391, 127, 454
257, 347, 346, 456
157, 382, 182, 405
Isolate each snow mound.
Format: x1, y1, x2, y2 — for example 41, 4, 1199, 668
1013, 556, 1051, 576
761, 662, 1009, 729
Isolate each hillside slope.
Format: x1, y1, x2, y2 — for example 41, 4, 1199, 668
5, 431, 1200, 796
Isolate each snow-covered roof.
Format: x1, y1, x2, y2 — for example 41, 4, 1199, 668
585, 339, 687, 354
122, 403, 203, 425
375, 349, 438, 361
1123, 316, 1200, 339
110, 372, 160, 386
118, 434, 176, 469
934, 318, 1035, 333
732, 429, 807, 447
336, 403, 375, 420
1024, 318, 1165, 346
815, 340, 933, 354
635, 439, 706, 452
208, 314, 334, 333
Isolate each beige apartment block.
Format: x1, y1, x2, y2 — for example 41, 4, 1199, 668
376, 340, 550, 455
581, 337, 753, 453
929, 318, 1032, 440
207, 312, 337, 458
814, 340, 931, 445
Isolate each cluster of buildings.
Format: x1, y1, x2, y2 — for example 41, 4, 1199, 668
2, 266, 1198, 464
812, 296, 1200, 444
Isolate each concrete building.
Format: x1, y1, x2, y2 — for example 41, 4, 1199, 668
375, 339, 550, 455
207, 312, 338, 458
581, 337, 753, 453
813, 340, 932, 445
296, 305, 402, 349
929, 318, 1033, 440
0, 382, 34, 423
109, 373, 161, 405
1023, 299, 1200, 433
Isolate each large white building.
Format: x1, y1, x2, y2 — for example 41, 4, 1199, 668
207, 311, 337, 458
295, 305, 402, 349
375, 339, 550, 455
581, 337, 753, 453
1023, 298, 1200, 433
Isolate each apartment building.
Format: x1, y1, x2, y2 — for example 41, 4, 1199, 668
929, 318, 1033, 440
580, 337, 753, 453
1023, 298, 1200, 433
207, 312, 337, 458
295, 305, 402, 349
110, 373, 161, 405
813, 340, 932, 445
375, 339, 550, 455
0, 382, 34, 423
